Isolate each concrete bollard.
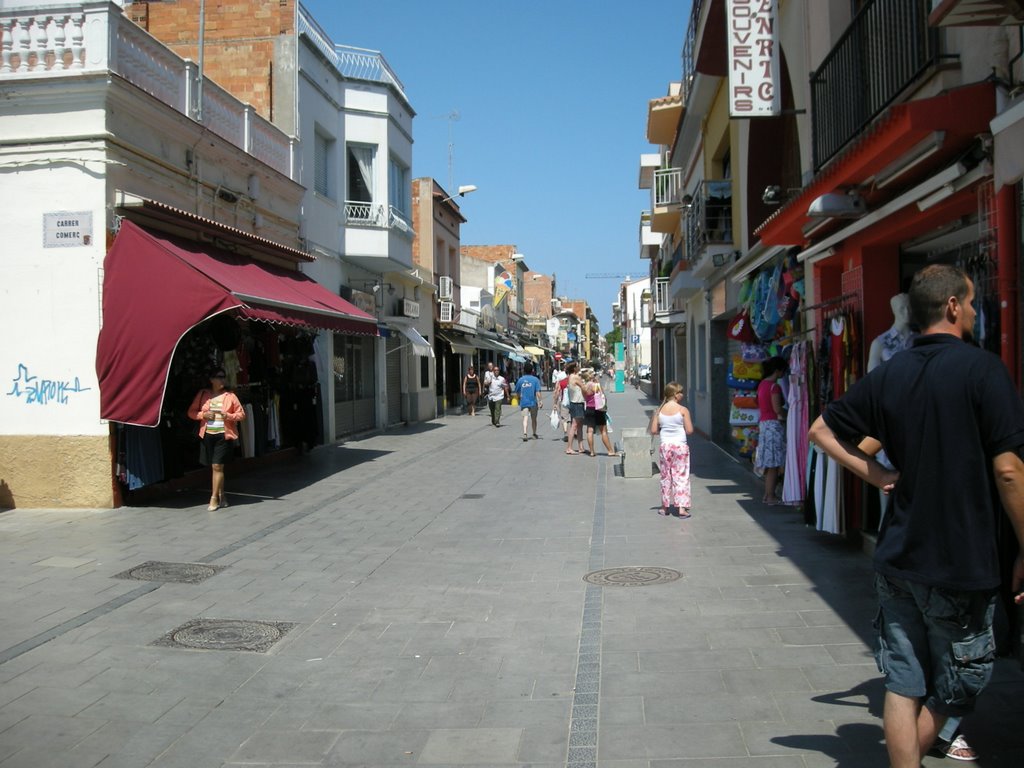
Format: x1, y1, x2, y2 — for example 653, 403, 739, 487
619, 427, 653, 478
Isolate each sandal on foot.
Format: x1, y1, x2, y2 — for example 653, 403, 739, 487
207, 498, 219, 511
945, 735, 977, 762
565, 449, 579, 455
658, 508, 670, 516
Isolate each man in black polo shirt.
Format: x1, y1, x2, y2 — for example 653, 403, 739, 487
808, 264, 1024, 768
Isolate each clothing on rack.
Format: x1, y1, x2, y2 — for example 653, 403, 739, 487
124, 424, 164, 490
782, 341, 809, 504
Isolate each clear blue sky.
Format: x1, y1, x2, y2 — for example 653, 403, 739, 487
302, 0, 690, 330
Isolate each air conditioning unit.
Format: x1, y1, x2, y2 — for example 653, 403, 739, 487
438, 275, 453, 300
439, 301, 454, 323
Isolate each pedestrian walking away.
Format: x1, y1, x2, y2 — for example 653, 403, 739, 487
581, 368, 614, 456
462, 366, 480, 416
808, 264, 1024, 768
514, 362, 544, 440
187, 367, 246, 511
486, 367, 509, 427
650, 381, 694, 518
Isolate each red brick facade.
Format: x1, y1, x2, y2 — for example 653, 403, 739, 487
125, 0, 296, 120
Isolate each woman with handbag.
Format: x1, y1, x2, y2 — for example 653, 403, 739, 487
581, 369, 614, 457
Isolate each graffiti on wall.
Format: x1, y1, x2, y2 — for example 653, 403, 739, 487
6, 363, 91, 406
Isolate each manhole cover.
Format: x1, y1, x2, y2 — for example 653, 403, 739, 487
583, 567, 682, 587
113, 561, 226, 584
152, 618, 296, 653
461, 493, 485, 499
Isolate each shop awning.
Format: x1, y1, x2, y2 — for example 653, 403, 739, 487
756, 82, 996, 246
394, 325, 433, 357
523, 345, 547, 356
96, 221, 377, 427
438, 332, 477, 356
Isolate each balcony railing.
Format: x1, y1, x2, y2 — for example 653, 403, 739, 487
345, 201, 386, 226
680, 0, 706, 104
388, 205, 414, 236
0, 3, 294, 178
654, 277, 671, 315
811, 0, 938, 169
685, 180, 733, 261
297, 4, 407, 100
653, 168, 684, 208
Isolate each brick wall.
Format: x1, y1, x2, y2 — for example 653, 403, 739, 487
523, 271, 552, 318
460, 244, 517, 264
125, 0, 296, 120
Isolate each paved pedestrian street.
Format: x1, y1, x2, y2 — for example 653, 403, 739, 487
1, 388, 1022, 767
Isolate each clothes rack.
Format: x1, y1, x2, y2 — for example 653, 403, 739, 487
803, 292, 858, 313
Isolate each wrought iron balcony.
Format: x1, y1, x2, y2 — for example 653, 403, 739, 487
811, 0, 939, 169
685, 179, 732, 263
680, 0, 706, 105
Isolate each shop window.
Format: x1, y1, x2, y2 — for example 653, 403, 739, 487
420, 355, 430, 388
333, 334, 375, 403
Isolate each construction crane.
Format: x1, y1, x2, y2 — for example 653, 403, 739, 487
584, 272, 640, 280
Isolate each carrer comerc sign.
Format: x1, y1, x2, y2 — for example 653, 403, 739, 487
726, 0, 781, 117
43, 211, 93, 248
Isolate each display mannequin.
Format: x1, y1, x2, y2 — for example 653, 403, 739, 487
866, 293, 916, 527
867, 293, 915, 372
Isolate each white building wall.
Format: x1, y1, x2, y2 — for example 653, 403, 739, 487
1, 152, 107, 437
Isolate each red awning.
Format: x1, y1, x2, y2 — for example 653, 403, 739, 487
756, 82, 996, 245
96, 221, 377, 426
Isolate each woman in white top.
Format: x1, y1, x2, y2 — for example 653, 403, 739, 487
649, 381, 695, 519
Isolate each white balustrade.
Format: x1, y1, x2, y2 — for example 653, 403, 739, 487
0, 3, 295, 180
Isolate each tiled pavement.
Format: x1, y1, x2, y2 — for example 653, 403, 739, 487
1, 386, 1022, 767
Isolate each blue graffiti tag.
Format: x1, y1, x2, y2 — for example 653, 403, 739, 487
7, 364, 91, 406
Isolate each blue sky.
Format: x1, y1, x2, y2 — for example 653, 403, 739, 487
302, 0, 690, 330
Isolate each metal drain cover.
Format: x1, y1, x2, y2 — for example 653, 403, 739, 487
113, 561, 226, 584
152, 618, 296, 653
583, 566, 682, 587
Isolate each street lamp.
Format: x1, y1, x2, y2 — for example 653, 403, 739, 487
439, 184, 478, 203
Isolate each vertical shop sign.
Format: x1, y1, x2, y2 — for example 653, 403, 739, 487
725, 0, 781, 117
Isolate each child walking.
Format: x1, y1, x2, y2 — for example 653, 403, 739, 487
649, 381, 695, 518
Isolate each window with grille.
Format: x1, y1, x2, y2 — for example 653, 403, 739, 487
313, 130, 334, 199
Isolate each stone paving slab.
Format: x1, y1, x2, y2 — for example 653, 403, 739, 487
1, 388, 1023, 766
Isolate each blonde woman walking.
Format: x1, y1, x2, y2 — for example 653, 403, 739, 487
649, 381, 694, 518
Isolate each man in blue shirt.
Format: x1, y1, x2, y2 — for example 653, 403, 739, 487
809, 264, 1024, 768
514, 362, 544, 441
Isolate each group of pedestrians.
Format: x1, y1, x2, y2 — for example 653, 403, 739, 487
551, 362, 616, 457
